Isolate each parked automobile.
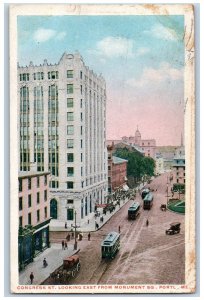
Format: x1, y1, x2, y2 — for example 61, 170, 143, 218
166, 222, 181, 235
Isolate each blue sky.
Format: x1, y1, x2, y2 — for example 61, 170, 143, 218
18, 15, 184, 145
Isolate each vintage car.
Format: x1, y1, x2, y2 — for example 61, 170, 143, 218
166, 222, 181, 235
49, 254, 81, 283
160, 204, 167, 211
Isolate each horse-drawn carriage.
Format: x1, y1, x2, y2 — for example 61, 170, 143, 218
49, 255, 80, 284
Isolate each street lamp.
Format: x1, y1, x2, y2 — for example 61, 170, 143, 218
71, 210, 80, 250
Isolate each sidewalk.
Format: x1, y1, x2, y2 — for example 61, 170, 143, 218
19, 197, 131, 285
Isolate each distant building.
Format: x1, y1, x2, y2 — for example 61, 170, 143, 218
172, 146, 185, 185
121, 127, 156, 158
107, 144, 128, 194
18, 167, 51, 269
155, 155, 164, 175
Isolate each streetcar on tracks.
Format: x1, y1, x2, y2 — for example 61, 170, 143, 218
141, 188, 150, 199
143, 192, 153, 210
101, 231, 120, 259
128, 202, 140, 220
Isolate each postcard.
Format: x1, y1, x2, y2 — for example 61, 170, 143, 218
10, 3, 195, 294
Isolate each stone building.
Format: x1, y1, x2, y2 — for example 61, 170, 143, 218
122, 127, 156, 158
18, 52, 108, 226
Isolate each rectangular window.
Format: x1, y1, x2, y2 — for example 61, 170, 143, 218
67, 153, 74, 162
80, 71, 83, 79
67, 199, 74, 204
44, 190, 47, 201
37, 176, 40, 188
80, 85, 83, 94
44, 207, 47, 219
28, 178, 32, 189
67, 70, 73, 78
81, 153, 83, 162
67, 84, 73, 94
19, 216, 23, 227
67, 98, 73, 108
37, 192, 40, 204
67, 139, 74, 148
37, 210, 40, 222
81, 139, 83, 148
28, 194, 32, 207
81, 167, 83, 176
67, 125, 74, 135
67, 112, 74, 121
19, 179, 22, 192
28, 213, 32, 225
44, 175, 47, 185
81, 126, 83, 135
19, 197, 23, 211
80, 113, 83, 121
67, 208, 74, 220
67, 167, 74, 177
67, 181, 74, 189
80, 99, 83, 108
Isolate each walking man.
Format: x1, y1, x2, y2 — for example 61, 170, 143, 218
146, 219, 149, 226
118, 225, 121, 233
30, 272, 34, 284
62, 240, 65, 250
88, 232, 91, 241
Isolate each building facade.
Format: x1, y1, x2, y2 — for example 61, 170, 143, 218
122, 127, 156, 158
18, 169, 50, 269
18, 52, 108, 226
172, 146, 185, 185
107, 145, 128, 193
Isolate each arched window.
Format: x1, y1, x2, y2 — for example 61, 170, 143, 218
50, 199, 57, 219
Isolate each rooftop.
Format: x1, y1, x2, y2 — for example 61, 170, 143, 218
112, 156, 128, 164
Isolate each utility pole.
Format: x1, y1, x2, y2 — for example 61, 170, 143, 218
71, 210, 79, 250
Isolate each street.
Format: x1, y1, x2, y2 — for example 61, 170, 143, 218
45, 173, 185, 285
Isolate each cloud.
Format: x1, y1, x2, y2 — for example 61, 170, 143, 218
92, 36, 135, 58
126, 62, 183, 88
135, 47, 150, 56
144, 24, 180, 41
33, 28, 66, 43
56, 31, 67, 40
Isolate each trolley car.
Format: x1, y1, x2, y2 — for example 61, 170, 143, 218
141, 188, 150, 199
101, 232, 120, 259
128, 202, 140, 220
143, 192, 153, 210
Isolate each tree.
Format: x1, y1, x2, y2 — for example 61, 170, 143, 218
113, 147, 155, 187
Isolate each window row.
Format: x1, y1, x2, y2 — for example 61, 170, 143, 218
18, 175, 47, 191
19, 207, 48, 226
19, 190, 47, 210
67, 139, 83, 149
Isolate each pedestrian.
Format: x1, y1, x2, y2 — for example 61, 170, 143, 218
88, 232, 91, 241
118, 225, 121, 233
65, 222, 67, 229
43, 258, 48, 267
87, 219, 89, 224
29, 272, 34, 284
65, 241, 68, 249
66, 233, 70, 241
62, 240, 65, 250
146, 219, 149, 226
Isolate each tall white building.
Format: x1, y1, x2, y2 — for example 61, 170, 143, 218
18, 52, 108, 226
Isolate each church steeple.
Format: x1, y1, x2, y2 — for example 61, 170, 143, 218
135, 126, 141, 145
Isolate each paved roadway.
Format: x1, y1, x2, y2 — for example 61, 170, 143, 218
67, 173, 185, 285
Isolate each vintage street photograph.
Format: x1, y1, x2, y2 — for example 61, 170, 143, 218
10, 4, 195, 294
